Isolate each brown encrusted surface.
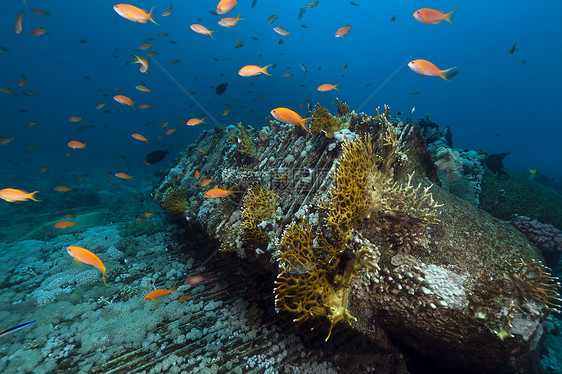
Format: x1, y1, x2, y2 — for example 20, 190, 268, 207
154, 108, 549, 373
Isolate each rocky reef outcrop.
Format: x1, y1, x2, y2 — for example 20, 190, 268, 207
154, 104, 559, 373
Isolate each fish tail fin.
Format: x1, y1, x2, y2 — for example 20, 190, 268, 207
444, 7, 460, 25
334, 83, 339, 91
237, 12, 244, 20
84, 144, 87, 149
262, 64, 272, 76
103, 272, 109, 287
29, 191, 40, 202
148, 7, 159, 25
439, 67, 457, 81
209, 30, 216, 39
171, 281, 179, 292
301, 117, 312, 132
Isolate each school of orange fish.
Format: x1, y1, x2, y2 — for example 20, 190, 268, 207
1, 1, 460, 300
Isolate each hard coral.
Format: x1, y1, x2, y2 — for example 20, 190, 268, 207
240, 184, 277, 243
162, 188, 188, 215
228, 123, 257, 158
309, 104, 350, 138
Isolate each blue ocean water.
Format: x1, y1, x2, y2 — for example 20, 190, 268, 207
1, 0, 561, 181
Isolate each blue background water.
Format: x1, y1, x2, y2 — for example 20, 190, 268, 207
1, 0, 561, 191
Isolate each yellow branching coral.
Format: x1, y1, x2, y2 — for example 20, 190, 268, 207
309, 104, 350, 138
506, 259, 562, 313
240, 184, 278, 243
228, 123, 256, 157
336, 99, 351, 116
327, 116, 441, 241
274, 220, 355, 340
162, 188, 187, 215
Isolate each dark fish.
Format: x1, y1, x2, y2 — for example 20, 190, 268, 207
0, 321, 35, 337
350, 1, 359, 5
31, 8, 50, 16
299, 62, 309, 74
267, 15, 278, 24
146, 150, 169, 164
251, 36, 259, 40
216, 82, 228, 95
252, 0, 258, 8
278, 39, 284, 45
306, 1, 320, 8
445, 70, 459, 80
169, 40, 177, 45
301, 24, 308, 28
299, 8, 306, 20
79, 40, 88, 43
411, 90, 420, 95
83, 76, 91, 80
486, 152, 510, 177
391, 15, 397, 22
507, 42, 518, 54
521, 59, 527, 64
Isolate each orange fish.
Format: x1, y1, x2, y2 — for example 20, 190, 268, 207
195, 170, 200, 179
190, 24, 215, 38
221, 109, 230, 116
30, 27, 48, 36
335, 25, 351, 37
96, 103, 106, 110
138, 103, 151, 109
55, 221, 77, 229
162, 121, 169, 128
0, 188, 39, 202
69, 116, 82, 122
317, 83, 339, 92
178, 294, 191, 303
67, 140, 86, 149
54, 186, 72, 192
0, 88, 17, 96
408, 59, 456, 81
14, 13, 24, 35
132, 133, 148, 143
133, 55, 149, 73
198, 148, 207, 154
115, 172, 133, 179
135, 216, 144, 223
135, 85, 151, 92
144, 212, 153, 218
114, 95, 134, 108
413, 7, 459, 25
144, 283, 178, 300
201, 178, 213, 187
270, 108, 311, 131
186, 118, 205, 126
238, 65, 272, 77
139, 42, 154, 50
205, 188, 233, 198
113, 4, 158, 24
273, 27, 290, 36
166, 128, 176, 135
66, 246, 108, 287
64, 214, 76, 218
217, 0, 237, 15
39, 167, 48, 173
218, 13, 243, 27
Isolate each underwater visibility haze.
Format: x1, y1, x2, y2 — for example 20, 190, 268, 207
1, 0, 562, 373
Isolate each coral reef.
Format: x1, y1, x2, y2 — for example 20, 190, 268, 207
309, 104, 350, 138
162, 188, 188, 215
512, 215, 562, 254
154, 102, 554, 373
228, 123, 256, 158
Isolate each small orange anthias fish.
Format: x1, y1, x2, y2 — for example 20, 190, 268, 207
114, 95, 135, 108
0, 188, 39, 202
178, 294, 191, 303
144, 282, 178, 301
133, 55, 149, 73
335, 25, 351, 38
113, 4, 158, 24
66, 246, 108, 286
317, 83, 339, 92
54, 186, 72, 192
238, 65, 272, 77
408, 59, 456, 81
216, 0, 237, 15
67, 140, 86, 149
218, 13, 243, 28
136, 85, 151, 92
201, 178, 213, 187
194, 170, 200, 179
205, 188, 233, 198
184, 274, 210, 286
413, 7, 460, 25
190, 24, 215, 39
69, 116, 82, 122
55, 221, 77, 229
270, 108, 311, 131
30, 27, 48, 36
186, 118, 205, 126
115, 172, 133, 179
132, 133, 148, 143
